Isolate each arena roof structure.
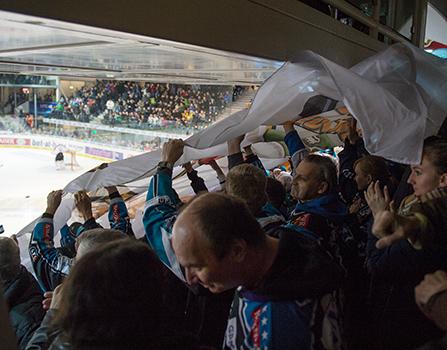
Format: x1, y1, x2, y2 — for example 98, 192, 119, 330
0, 10, 282, 85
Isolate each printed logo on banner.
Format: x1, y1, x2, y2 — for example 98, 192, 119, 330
0, 138, 15, 145
0, 138, 30, 145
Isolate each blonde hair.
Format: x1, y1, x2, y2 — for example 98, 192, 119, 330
225, 164, 267, 215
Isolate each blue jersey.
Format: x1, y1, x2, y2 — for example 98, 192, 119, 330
29, 193, 132, 291
108, 193, 134, 237
224, 290, 342, 350
29, 216, 73, 292
143, 168, 186, 281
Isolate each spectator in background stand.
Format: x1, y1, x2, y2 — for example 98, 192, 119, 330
50, 81, 231, 132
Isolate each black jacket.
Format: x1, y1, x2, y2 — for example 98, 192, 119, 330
366, 231, 447, 350
26, 310, 203, 350
4, 265, 45, 350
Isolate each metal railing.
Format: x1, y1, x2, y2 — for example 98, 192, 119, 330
320, 0, 417, 45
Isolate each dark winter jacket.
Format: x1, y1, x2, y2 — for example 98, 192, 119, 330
4, 265, 45, 350
366, 226, 447, 349
288, 192, 348, 247
224, 229, 344, 349
417, 335, 447, 350
25, 309, 202, 350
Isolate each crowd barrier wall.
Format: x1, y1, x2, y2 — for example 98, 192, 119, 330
0, 134, 141, 161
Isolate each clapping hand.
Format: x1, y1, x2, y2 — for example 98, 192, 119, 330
364, 181, 391, 217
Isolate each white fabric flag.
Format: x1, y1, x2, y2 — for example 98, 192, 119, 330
17, 43, 447, 236
65, 43, 447, 196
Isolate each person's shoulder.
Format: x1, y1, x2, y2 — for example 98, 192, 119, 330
274, 225, 321, 251
289, 210, 329, 234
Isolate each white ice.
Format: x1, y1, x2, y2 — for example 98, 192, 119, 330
0, 148, 104, 237
0, 146, 228, 275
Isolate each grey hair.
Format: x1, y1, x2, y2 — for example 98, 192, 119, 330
76, 228, 127, 256
303, 154, 338, 193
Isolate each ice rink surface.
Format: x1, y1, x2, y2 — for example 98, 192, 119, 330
0, 147, 104, 237
0, 146, 225, 272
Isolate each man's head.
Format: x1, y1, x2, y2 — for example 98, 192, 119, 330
75, 228, 127, 260
55, 240, 164, 347
291, 154, 337, 201
0, 237, 21, 284
266, 177, 286, 210
172, 192, 265, 293
353, 155, 390, 191
225, 164, 267, 215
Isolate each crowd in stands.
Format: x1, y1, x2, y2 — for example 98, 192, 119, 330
50, 81, 240, 132
2, 99, 447, 350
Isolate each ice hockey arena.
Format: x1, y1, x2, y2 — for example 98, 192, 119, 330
0, 1, 447, 350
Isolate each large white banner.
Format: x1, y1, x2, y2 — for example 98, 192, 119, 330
64, 43, 447, 195
17, 43, 447, 236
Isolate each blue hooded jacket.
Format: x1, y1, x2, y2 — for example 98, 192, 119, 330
288, 193, 351, 270
290, 193, 348, 227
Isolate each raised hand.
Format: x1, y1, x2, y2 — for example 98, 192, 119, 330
161, 139, 184, 165
347, 118, 360, 145
415, 270, 447, 310
372, 210, 420, 249
42, 291, 53, 311
227, 134, 245, 155
282, 120, 295, 134
365, 181, 390, 217
349, 196, 363, 214
74, 190, 93, 221
49, 284, 65, 310
46, 190, 63, 215
182, 161, 194, 173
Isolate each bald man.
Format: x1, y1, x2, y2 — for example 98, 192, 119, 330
172, 193, 343, 349
144, 142, 344, 349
